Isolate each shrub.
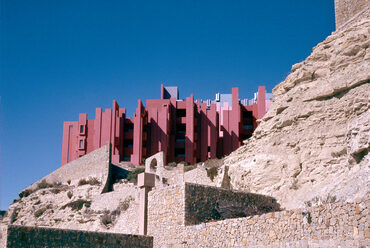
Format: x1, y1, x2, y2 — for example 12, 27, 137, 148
179, 161, 188, 166
50, 188, 61, 194
78, 177, 100, 186
126, 168, 145, 183
37, 179, 54, 189
34, 200, 41, 205
120, 196, 135, 212
67, 191, 73, 199
61, 200, 91, 211
304, 194, 337, 207
167, 162, 177, 167
100, 208, 121, 227
184, 165, 196, 172
34, 208, 46, 218
19, 189, 34, 199
66, 179, 71, 185
207, 167, 218, 181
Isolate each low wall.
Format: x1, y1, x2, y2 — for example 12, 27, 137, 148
5, 225, 153, 248
148, 183, 281, 247
184, 183, 280, 225
148, 183, 369, 247
183, 197, 369, 247
26, 144, 112, 193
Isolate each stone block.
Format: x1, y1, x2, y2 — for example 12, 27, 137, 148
138, 173, 155, 188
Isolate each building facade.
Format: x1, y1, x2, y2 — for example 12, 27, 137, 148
61, 85, 271, 166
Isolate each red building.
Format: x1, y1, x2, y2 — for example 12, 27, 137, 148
61, 85, 271, 166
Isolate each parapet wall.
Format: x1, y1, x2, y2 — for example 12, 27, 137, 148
335, 0, 369, 30
27, 144, 112, 193
148, 183, 369, 247
5, 225, 153, 248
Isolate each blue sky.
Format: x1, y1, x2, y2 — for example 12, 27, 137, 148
0, 0, 335, 210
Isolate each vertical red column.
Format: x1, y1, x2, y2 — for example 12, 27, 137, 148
200, 103, 208, 161
208, 104, 218, 159
222, 109, 231, 156
256, 86, 266, 120
185, 94, 194, 165
132, 100, 143, 165
231, 87, 240, 150
160, 84, 164, 100
111, 100, 120, 163
158, 105, 169, 158
61, 122, 72, 166
94, 108, 102, 149
118, 108, 126, 163
101, 109, 112, 147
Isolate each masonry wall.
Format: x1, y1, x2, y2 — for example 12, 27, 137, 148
182, 198, 369, 247
28, 144, 111, 193
147, 185, 185, 248
335, 0, 369, 30
148, 183, 369, 247
184, 183, 280, 225
5, 225, 153, 248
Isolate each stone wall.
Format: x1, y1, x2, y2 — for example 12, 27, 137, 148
5, 225, 153, 248
184, 183, 280, 225
182, 197, 369, 247
147, 185, 185, 248
26, 144, 112, 194
0, 225, 7, 248
148, 183, 369, 247
335, 0, 369, 30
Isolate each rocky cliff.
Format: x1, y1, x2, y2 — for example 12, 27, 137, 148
224, 18, 370, 209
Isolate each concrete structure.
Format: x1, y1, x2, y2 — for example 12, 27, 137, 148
62, 85, 272, 166
335, 0, 369, 30
138, 173, 155, 235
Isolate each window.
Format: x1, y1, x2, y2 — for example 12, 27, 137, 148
79, 140, 84, 148
80, 125, 84, 134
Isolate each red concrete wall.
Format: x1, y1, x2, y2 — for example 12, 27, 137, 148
61, 85, 270, 166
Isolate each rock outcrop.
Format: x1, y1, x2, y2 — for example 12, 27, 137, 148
224, 18, 370, 209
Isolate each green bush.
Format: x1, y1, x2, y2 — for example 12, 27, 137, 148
184, 165, 196, 172
34, 208, 46, 218
37, 179, 54, 189
78, 177, 100, 186
126, 168, 145, 183
167, 162, 177, 167
19, 189, 34, 199
120, 196, 135, 211
61, 199, 91, 211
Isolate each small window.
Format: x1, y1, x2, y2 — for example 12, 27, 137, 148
80, 125, 84, 133
79, 140, 84, 148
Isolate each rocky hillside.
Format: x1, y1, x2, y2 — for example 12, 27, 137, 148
1, 178, 140, 234
224, 18, 370, 209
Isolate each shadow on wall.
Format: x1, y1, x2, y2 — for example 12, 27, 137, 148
184, 183, 281, 225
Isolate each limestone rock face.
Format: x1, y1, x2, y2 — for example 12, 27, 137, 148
224, 18, 370, 209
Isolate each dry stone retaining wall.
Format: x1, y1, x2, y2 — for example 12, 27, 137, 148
184, 183, 280, 225
5, 225, 153, 248
148, 183, 369, 247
